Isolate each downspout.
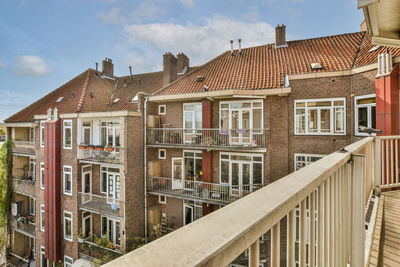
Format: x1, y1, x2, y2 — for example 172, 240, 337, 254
144, 96, 148, 240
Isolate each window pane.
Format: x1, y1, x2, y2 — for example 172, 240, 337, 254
102, 217, 107, 236
320, 109, 330, 133
195, 109, 202, 129
65, 128, 71, 147
221, 161, 229, 184
307, 101, 331, 107
184, 112, 193, 129
334, 100, 344, 106
83, 128, 90, 144
220, 110, 229, 129
184, 105, 193, 111
107, 128, 113, 146
115, 127, 120, 146
335, 107, 345, 133
296, 109, 305, 133
101, 172, 107, 193
116, 221, 121, 246
358, 107, 368, 128
101, 127, 107, 146
253, 163, 262, 184
371, 106, 376, 128
357, 97, 375, 105
253, 109, 262, 129
308, 110, 318, 132
296, 102, 305, 108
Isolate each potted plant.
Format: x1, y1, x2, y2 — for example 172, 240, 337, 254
106, 146, 114, 152
77, 229, 85, 243
78, 144, 88, 149
95, 145, 104, 151
87, 145, 95, 150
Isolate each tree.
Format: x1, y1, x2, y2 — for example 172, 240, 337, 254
0, 127, 5, 136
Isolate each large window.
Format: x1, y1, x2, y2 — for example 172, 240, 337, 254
100, 167, 120, 199
64, 256, 73, 267
100, 122, 120, 147
184, 151, 202, 182
81, 121, 92, 145
40, 204, 45, 232
355, 94, 376, 136
63, 211, 73, 242
219, 100, 263, 130
40, 162, 44, 189
101, 216, 121, 246
183, 103, 202, 129
63, 120, 72, 149
40, 121, 45, 148
295, 98, 345, 135
295, 153, 325, 171
63, 166, 72, 196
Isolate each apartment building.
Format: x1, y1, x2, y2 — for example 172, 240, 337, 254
143, 27, 400, 264
4, 53, 193, 266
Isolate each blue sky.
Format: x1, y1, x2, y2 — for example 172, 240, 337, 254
0, 0, 363, 122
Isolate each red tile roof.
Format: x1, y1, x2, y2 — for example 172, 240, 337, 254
154, 32, 400, 96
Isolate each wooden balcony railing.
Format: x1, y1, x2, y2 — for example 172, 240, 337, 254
148, 176, 262, 204
105, 137, 379, 267
147, 128, 267, 149
78, 192, 124, 219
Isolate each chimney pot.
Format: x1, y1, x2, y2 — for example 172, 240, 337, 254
275, 24, 286, 47
129, 66, 133, 79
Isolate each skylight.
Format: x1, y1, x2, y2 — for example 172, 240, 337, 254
113, 98, 120, 103
56, 97, 64, 103
130, 94, 138, 103
368, 45, 381, 53
310, 63, 323, 70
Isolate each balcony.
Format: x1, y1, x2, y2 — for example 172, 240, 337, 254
10, 215, 36, 237
78, 192, 124, 219
8, 252, 35, 267
78, 236, 123, 264
12, 177, 35, 196
77, 145, 124, 165
105, 136, 400, 267
146, 128, 267, 150
12, 140, 35, 156
148, 176, 262, 205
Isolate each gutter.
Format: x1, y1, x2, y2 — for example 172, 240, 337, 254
144, 96, 148, 240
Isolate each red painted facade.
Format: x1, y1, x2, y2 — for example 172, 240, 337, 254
44, 119, 62, 262
202, 99, 213, 215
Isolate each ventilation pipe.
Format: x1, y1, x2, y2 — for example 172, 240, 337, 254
230, 40, 235, 56
238, 39, 243, 55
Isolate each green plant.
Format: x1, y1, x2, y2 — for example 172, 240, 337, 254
78, 229, 85, 238
0, 140, 13, 248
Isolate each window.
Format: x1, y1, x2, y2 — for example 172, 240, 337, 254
63, 120, 72, 149
64, 256, 73, 267
183, 200, 202, 225
100, 122, 120, 147
29, 127, 35, 143
63, 211, 73, 242
100, 167, 120, 198
28, 157, 36, 181
159, 195, 166, 204
40, 121, 45, 148
183, 103, 202, 129
29, 197, 35, 216
40, 204, 45, 232
82, 121, 92, 145
184, 151, 202, 182
295, 153, 325, 171
158, 105, 166, 115
101, 216, 121, 246
63, 166, 72, 196
40, 246, 47, 267
295, 98, 345, 135
219, 100, 263, 131
355, 94, 376, 136
158, 149, 166, 159
40, 162, 44, 189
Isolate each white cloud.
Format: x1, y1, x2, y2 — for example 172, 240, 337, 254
97, 7, 126, 25
123, 15, 275, 72
180, 0, 195, 9
0, 60, 5, 68
242, 5, 260, 22
130, 2, 166, 23
14, 55, 50, 77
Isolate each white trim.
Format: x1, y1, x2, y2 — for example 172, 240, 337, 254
158, 149, 166, 160
40, 121, 44, 148
354, 94, 376, 136
82, 211, 93, 238
63, 165, 73, 196
294, 153, 325, 171
158, 105, 166, 115
40, 204, 45, 232
63, 210, 73, 242
294, 97, 346, 135
29, 196, 35, 216
159, 195, 167, 204
183, 102, 202, 129
63, 120, 73, 149
40, 162, 44, 189
40, 246, 46, 267
64, 255, 73, 267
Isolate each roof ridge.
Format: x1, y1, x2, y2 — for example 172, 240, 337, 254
76, 69, 92, 113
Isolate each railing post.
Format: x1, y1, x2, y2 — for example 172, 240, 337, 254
249, 239, 260, 267
350, 154, 366, 267
271, 222, 280, 266
375, 138, 381, 196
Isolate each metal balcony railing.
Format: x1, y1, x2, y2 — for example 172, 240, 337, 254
105, 136, 385, 267
79, 236, 122, 264
146, 128, 267, 149
77, 145, 124, 164
10, 215, 36, 236
78, 192, 124, 218
148, 176, 262, 204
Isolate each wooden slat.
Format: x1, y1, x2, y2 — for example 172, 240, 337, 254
287, 210, 295, 267
299, 199, 307, 266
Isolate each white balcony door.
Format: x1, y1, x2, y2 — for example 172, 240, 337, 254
107, 173, 120, 203
230, 161, 251, 196
183, 103, 202, 143
82, 165, 92, 204
172, 158, 183, 189
230, 108, 251, 145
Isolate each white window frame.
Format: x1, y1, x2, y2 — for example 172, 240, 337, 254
63, 165, 73, 196
294, 153, 325, 171
354, 94, 376, 136
159, 195, 166, 204
101, 216, 121, 246
219, 100, 264, 130
81, 121, 92, 145
29, 197, 35, 216
100, 122, 121, 147
63, 120, 73, 149
158, 149, 166, 159
40, 204, 45, 232
63, 210, 73, 242
40, 246, 47, 267
64, 255, 73, 267
183, 103, 202, 130
158, 105, 166, 115
40, 121, 45, 148
294, 97, 346, 135
100, 167, 120, 197
40, 162, 45, 189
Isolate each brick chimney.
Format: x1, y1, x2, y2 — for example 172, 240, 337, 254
177, 53, 190, 74
163, 52, 178, 86
275, 24, 286, 47
102, 58, 114, 78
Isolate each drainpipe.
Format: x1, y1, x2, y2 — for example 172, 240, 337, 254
144, 96, 148, 240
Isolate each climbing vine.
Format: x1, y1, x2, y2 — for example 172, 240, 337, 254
0, 140, 13, 248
